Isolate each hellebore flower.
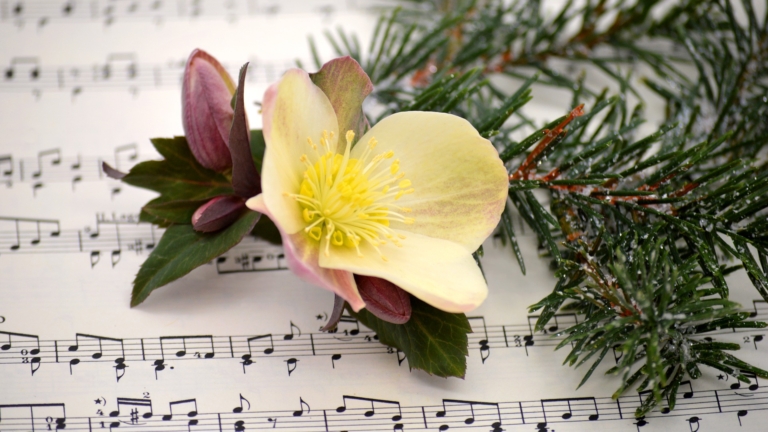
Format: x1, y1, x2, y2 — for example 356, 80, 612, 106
182, 48, 237, 172
246, 63, 508, 315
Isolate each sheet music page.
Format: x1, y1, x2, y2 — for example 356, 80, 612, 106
1, 2, 766, 431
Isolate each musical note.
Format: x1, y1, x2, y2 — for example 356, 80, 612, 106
66, 333, 126, 378
336, 396, 403, 428
0, 330, 41, 375
31, 148, 62, 190
737, 409, 748, 426
687, 416, 700, 432
434, 399, 502, 431
4, 57, 40, 83
730, 370, 760, 391
292, 397, 310, 416
159, 335, 215, 360
540, 397, 599, 424
162, 399, 198, 423
232, 394, 250, 413
109, 398, 153, 420
331, 353, 342, 368
284, 321, 301, 340
468, 317, 490, 363
285, 358, 298, 376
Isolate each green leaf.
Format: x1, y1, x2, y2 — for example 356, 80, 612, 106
348, 297, 471, 378
141, 197, 207, 226
131, 210, 260, 307
123, 136, 234, 201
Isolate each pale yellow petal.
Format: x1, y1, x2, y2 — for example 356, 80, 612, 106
318, 230, 487, 313
260, 69, 339, 234
352, 111, 508, 252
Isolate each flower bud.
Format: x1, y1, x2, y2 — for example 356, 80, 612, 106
182, 49, 237, 172
354, 275, 412, 324
192, 195, 246, 233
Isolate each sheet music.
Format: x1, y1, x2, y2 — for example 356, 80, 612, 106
2, 2, 767, 431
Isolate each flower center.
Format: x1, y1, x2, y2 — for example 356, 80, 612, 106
287, 130, 414, 261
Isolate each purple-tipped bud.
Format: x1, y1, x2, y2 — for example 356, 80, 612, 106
192, 195, 246, 233
354, 275, 412, 324
182, 49, 237, 172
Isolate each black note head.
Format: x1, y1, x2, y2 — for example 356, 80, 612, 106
293, 410, 303, 417
588, 414, 599, 421
436, 411, 446, 418
232, 408, 242, 414
731, 382, 741, 389
336, 406, 346, 413
755, 335, 764, 342
394, 423, 403, 431
283, 335, 294, 340
548, 325, 559, 332
636, 419, 648, 427
391, 415, 401, 422
188, 411, 197, 418
109, 422, 120, 428
92, 353, 102, 359
350, 329, 359, 336
69, 358, 80, 366
661, 407, 670, 414
464, 417, 474, 424
30, 348, 40, 355
738, 410, 748, 417
688, 417, 700, 423
142, 413, 152, 419
32, 357, 41, 364
188, 420, 198, 426
109, 411, 119, 417
364, 410, 373, 417
68, 345, 78, 352
683, 391, 693, 398
204, 352, 214, 359
162, 415, 172, 421
1, 344, 10, 350
332, 354, 341, 360
478, 339, 488, 347
175, 350, 186, 357
749, 383, 759, 391
264, 348, 274, 355
562, 412, 572, 419
438, 426, 448, 431
536, 422, 547, 429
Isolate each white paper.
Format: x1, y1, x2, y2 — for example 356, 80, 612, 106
1, 2, 767, 431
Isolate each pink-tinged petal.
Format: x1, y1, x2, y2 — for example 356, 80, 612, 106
260, 69, 339, 235
319, 230, 487, 313
192, 195, 246, 233
355, 275, 411, 324
310, 56, 373, 144
246, 195, 365, 311
353, 111, 509, 253
182, 49, 236, 171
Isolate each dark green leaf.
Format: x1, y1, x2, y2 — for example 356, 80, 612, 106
349, 297, 471, 378
131, 210, 260, 307
123, 136, 233, 201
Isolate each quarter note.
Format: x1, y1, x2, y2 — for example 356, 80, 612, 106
331, 353, 341, 368
737, 409, 748, 426
285, 358, 298, 376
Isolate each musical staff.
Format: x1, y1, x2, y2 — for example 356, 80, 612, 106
0, 214, 287, 272
0, 303, 765, 380
3, 386, 768, 432
0, 0, 388, 28
0, 54, 295, 96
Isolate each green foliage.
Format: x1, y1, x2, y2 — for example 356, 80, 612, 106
131, 211, 260, 307
349, 297, 472, 378
319, 0, 768, 414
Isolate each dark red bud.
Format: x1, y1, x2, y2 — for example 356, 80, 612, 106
191, 195, 246, 233
354, 275, 412, 324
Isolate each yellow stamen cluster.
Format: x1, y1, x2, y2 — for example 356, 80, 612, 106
287, 130, 415, 260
